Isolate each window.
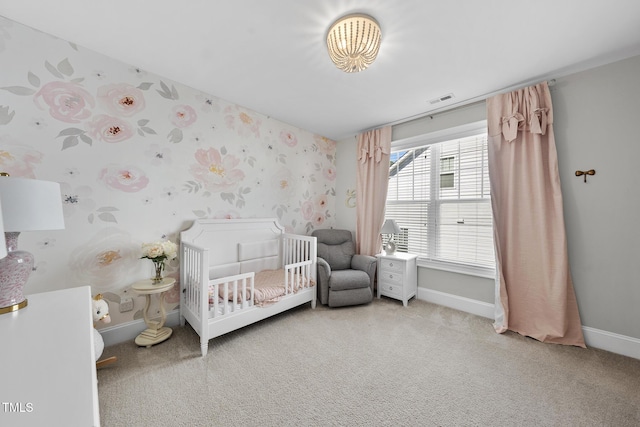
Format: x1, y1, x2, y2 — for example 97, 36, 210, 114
439, 156, 455, 188
385, 128, 494, 277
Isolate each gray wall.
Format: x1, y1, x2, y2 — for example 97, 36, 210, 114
335, 54, 640, 340
553, 55, 640, 339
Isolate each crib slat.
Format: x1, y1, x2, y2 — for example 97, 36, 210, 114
213, 282, 219, 318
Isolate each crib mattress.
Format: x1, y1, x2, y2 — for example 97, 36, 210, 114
211, 269, 314, 309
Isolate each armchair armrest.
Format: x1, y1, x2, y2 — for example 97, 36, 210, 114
317, 257, 331, 276
316, 257, 331, 305
351, 254, 377, 290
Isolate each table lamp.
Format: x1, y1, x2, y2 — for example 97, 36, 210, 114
0, 175, 65, 314
381, 219, 401, 254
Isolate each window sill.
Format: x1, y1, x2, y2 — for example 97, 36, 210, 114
417, 258, 496, 279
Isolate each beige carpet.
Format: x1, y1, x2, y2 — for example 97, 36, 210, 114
97, 298, 640, 426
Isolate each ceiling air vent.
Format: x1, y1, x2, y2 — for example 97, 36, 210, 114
428, 93, 455, 105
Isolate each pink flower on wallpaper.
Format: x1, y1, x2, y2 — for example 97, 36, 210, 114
301, 200, 314, 220
68, 228, 140, 293
271, 168, 293, 197
313, 213, 325, 226
314, 135, 336, 156
280, 130, 298, 147
97, 83, 146, 117
224, 105, 261, 138
190, 148, 245, 192
0, 142, 43, 178
87, 114, 134, 143
323, 167, 336, 181
171, 104, 197, 128
98, 164, 149, 192
33, 81, 95, 123
315, 194, 328, 211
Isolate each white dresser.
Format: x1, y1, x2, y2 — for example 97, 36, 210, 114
0, 286, 100, 426
376, 252, 418, 307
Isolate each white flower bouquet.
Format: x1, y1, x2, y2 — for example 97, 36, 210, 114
141, 240, 178, 282
141, 240, 178, 262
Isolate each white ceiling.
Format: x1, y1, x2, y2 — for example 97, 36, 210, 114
1, 0, 640, 141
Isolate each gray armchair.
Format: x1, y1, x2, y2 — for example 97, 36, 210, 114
312, 229, 377, 307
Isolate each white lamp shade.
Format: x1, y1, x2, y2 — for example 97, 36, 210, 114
381, 219, 401, 234
0, 177, 65, 232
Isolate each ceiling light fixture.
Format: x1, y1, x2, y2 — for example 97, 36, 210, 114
326, 13, 381, 73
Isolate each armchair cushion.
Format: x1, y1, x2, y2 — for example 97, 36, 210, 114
315, 229, 355, 271
329, 270, 371, 291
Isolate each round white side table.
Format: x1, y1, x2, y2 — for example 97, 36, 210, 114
131, 277, 176, 347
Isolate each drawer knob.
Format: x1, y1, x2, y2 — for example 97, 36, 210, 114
389, 286, 394, 290
389, 262, 394, 267
389, 274, 393, 279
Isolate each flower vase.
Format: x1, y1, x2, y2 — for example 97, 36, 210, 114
152, 260, 164, 283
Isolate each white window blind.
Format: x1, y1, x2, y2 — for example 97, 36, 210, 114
386, 133, 494, 273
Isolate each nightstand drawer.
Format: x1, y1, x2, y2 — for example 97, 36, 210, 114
380, 270, 403, 285
380, 281, 402, 298
380, 258, 403, 273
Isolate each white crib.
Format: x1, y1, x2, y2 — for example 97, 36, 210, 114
179, 218, 317, 356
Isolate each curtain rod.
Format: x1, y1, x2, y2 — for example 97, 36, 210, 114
363, 78, 557, 133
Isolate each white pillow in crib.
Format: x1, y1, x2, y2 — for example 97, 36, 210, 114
209, 262, 240, 280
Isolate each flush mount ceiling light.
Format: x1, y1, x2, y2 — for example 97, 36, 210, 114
326, 13, 381, 73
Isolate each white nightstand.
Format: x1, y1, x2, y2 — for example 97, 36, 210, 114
376, 252, 418, 307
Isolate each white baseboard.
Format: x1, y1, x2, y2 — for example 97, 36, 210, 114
582, 326, 640, 360
418, 288, 495, 319
99, 309, 181, 347
417, 288, 640, 360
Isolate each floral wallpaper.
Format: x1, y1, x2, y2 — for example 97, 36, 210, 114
0, 16, 336, 326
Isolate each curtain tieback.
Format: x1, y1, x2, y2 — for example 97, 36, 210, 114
500, 112, 525, 142
530, 107, 549, 136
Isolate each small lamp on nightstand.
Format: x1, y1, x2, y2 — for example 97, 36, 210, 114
0, 174, 65, 314
381, 219, 401, 254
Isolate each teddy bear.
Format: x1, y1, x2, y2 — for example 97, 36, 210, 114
92, 294, 117, 368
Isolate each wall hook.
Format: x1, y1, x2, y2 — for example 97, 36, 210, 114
575, 169, 595, 183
